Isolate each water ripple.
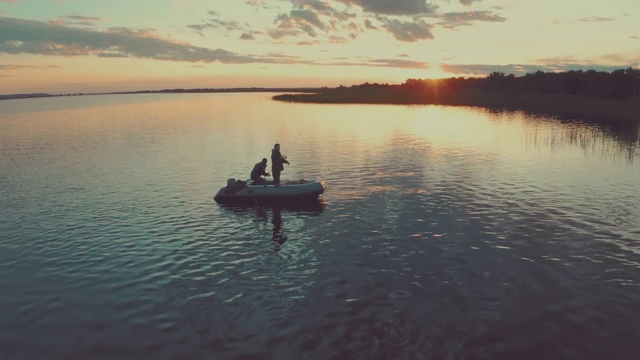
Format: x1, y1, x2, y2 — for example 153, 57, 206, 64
1, 94, 639, 358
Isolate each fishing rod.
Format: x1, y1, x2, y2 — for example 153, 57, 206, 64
281, 127, 306, 158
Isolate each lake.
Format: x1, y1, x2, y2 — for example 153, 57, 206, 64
1, 93, 639, 359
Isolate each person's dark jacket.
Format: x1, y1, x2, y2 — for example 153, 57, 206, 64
271, 149, 289, 173
251, 161, 268, 180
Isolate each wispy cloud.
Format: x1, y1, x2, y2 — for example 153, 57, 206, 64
335, 0, 438, 16
441, 63, 541, 75
187, 10, 244, 37
0, 64, 62, 71
262, 0, 505, 43
436, 11, 506, 29
538, 53, 640, 67
577, 16, 615, 22
184, 0, 505, 45
0, 17, 262, 63
245, 0, 271, 10
269, 0, 358, 39
0, 16, 431, 70
275, 8, 329, 37
295, 39, 321, 45
378, 16, 434, 42
441, 63, 632, 76
44, 14, 104, 28
598, 52, 640, 65
459, 0, 482, 6
329, 57, 428, 69
368, 58, 429, 69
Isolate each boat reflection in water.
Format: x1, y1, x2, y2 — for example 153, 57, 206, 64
217, 199, 325, 252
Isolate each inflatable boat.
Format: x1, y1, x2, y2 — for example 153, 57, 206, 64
214, 178, 326, 204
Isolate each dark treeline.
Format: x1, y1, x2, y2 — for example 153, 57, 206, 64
398, 67, 640, 100
274, 68, 640, 122
0, 93, 54, 100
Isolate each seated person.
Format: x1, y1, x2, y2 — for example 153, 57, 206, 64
250, 158, 270, 185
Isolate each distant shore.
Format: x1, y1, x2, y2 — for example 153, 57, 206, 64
273, 87, 640, 124
4, 87, 637, 124
0, 93, 57, 100
0, 87, 322, 101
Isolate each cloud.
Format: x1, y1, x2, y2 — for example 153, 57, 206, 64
266, 1, 506, 43
538, 53, 640, 67
437, 11, 506, 29
364, 19, 377, 29
187, 11, 244, 36
441, 63, 549, 75
368, 58, 429, 69
598, 52, 640, 65
577, 16, 615, 22
0, 16, 259, 64
272, 10, 324, 37
378, 17, 434, 42
245, 0, 282, 11
295, 0, 336, 13
335, 0, 438, 16
329, 35, 349, 43
441, 63, 634, 76
61, 14, 103, 26
270, 0, 358, 39
245, 0, 266, 6
459, 0, 482, 5
240, 33, 255, 40
45, 14, 104, 28
3, 15, 431, 70
329, 57, 429, 69
0, 64, 61, 71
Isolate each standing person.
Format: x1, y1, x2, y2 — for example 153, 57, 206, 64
271, 143, 289, 185
250, 158, 270, 185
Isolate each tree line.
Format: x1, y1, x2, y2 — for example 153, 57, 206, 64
388, 68, 640, 100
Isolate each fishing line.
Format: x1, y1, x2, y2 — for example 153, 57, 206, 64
281, 127, 306, 157
323, 173, 348, 193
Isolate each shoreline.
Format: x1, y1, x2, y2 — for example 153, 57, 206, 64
0, 87, 322, 101
273, 88, 640, 124
3, 86, 638, 125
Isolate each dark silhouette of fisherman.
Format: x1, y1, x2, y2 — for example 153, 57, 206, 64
250, 158, 270, 185
271, 143, 289, 185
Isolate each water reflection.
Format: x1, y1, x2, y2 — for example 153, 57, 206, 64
218, 200, 326, 251
3, 93, 640, 358
271, 207, 287, 250
217, 199, 326, 216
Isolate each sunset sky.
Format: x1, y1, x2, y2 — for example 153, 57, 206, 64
1, 0, 639, 94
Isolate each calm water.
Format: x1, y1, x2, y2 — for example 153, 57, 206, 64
1, 93, 639, 359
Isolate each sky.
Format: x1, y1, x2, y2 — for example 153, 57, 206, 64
1, 0, 639, 94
